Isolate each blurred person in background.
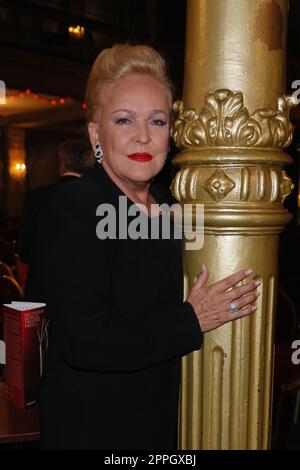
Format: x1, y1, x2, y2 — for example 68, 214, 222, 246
18, 138, 93, 285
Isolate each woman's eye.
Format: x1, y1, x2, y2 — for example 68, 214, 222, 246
151, 119, 168, 126
115, 118, 131, 125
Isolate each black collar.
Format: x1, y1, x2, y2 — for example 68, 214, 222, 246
87, 162, 173, 208
87, 162, 182, 255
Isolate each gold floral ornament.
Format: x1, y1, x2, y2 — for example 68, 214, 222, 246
173, 89, 297, 149
202, 169, 235, 202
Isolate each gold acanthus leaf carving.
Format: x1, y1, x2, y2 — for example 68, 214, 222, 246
173, 89, 296, 150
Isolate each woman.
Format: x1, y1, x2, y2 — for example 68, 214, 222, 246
27, 44, 259, 449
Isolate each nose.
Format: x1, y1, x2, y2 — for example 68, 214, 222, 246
134, 122, 150, 145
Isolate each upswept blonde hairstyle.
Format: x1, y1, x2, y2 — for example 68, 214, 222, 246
85, 43, 174, 122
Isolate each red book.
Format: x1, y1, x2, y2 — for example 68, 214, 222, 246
3, 301, 48, 409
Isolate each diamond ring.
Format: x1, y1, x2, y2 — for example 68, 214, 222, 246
229, 303, 239, 314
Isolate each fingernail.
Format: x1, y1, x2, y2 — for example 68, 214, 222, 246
255, 281, 261, 286
202, 264, 206, 272
252, 306, 257, 311
245, 269, 253, 275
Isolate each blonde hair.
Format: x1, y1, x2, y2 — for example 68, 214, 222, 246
85, 43, 174, 122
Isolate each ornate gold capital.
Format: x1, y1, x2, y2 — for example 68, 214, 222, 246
173, 89, 297, 150
170, 90, 296, 233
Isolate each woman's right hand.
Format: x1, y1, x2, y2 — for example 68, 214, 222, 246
186, 265, 260, 333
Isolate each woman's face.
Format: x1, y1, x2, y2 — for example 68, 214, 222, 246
88, 73, 172, 186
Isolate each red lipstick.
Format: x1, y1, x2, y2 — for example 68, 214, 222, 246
127, 152, 153, 162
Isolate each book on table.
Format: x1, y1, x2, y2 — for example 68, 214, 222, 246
3, 301, 48, 409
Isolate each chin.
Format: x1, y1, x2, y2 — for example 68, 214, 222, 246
125, 164, 160, 182
127, 169, 156, 183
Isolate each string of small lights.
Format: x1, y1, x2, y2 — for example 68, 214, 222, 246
6, 88, 87, 109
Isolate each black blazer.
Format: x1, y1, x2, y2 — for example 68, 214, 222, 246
19, 175, 80, 264
26, 162, 202, 450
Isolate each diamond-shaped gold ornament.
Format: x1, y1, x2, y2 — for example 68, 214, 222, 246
202, 169, 235, 202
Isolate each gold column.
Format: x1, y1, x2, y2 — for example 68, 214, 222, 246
172, 0, 296, 450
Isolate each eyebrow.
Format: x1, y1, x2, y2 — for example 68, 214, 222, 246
110, 109, 168, 117
110, 109, 134, 116
150, 109, 168, 117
